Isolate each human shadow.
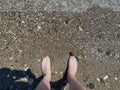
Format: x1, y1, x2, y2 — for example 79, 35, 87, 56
0, 66, 68, 90
0, 53, 76, 90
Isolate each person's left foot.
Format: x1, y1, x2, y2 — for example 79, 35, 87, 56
42, 56, 51, 81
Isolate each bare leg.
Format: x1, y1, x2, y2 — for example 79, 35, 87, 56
36, 56, 51, 90
67, 56, 87, 90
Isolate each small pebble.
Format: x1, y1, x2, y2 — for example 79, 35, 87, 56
86, 32, 89, 34
24, 67, 29, 71
24, 64, 28, 67
115, 54, 119, 58
9, 57, 13, 60
60, 71, 63, 75
103, 75, 109, 80
55, 72, 58, 74
97, 78, 100, 82
114, 77, 118, 81
97, 47, 103, 53
13, 76, 17, 79
18, 50, 22, 57
16, 78, 28, 82
118, 24, 120, 27
22, 78, 28, 82
97, 75, 109, 83
64, 18, 69, 25
21, 21, 25, 24
38, 59, 41, 62
87, 83, 94, 89
78, 26, 83, 31
106, 50, 111, 56
37, 25, 41, 30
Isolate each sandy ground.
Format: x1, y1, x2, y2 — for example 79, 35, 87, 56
0, 7, 120, 90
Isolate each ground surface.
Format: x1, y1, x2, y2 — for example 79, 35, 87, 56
1, 0, 120, 12
0, 7, 120, 90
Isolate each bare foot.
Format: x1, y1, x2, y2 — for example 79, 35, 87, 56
42, 56, 51, 81
67, 56, 78, 82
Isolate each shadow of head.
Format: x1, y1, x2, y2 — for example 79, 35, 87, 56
0, 67, 68, 90
0, 67, 38, 90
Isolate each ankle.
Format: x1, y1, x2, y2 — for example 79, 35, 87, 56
43, 73, 51, 81
67, 73, 76, 83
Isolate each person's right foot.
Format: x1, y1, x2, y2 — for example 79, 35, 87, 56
67, 56, 78, 82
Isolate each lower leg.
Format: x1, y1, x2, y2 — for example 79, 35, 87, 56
68, 74, 86, 90
36, 75, 51, 90
36, 56, 51, 90
67, 56, 87, 90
